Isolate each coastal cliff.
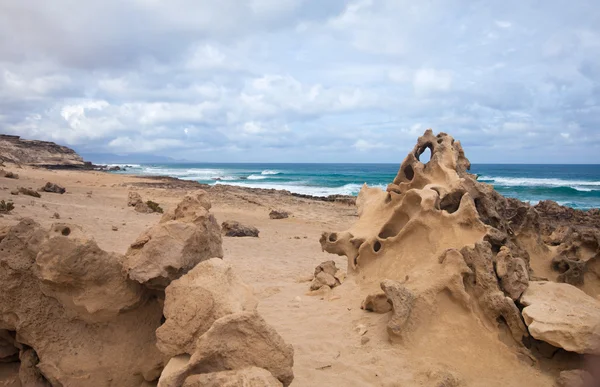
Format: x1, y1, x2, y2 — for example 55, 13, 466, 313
0, 134, 85, 166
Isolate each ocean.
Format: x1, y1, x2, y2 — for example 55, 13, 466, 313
109, 163, 600, 210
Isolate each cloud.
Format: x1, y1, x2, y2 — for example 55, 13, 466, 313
0, 0, 599, 163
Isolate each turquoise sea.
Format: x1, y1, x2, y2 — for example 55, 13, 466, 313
109, 163, 600, 210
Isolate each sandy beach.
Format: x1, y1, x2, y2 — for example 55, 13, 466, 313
0, 162, 564, 386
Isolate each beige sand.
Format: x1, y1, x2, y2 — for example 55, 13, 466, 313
0, 164, 553, 386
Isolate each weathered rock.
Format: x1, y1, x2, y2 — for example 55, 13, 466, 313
135, 201, 154, 213
221, 220, 260, 237
0, 169, 18, 179
0, 219, 165, 386
269, 210, 289, 219
19, 348, 51, 386
361, 293, 392, 313
380, 280, 415, 338
495, 246, 529, 300
182, 367, 283, 387
157, 312, 294, 387
35, 225, 145, 321
556, 369, 595, 387
156, 258, 257, 357
128, 191, 143, 207
40, 182, 66, 194
125, 191, 223, 289
309, 261, 344, 291
521, 281, 600, 355
18, 187, 41, 198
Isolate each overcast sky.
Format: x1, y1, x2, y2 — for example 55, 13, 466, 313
1, 0, 599, 163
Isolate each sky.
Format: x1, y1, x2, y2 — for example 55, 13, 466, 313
1, 0, 599, 163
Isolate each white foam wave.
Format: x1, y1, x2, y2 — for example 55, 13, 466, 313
261, 170, 281, 175
213, 181, 385, 197
478, 176, 600, 190
105, 163, 142, 168
247, 174, 268, 180
139, 167, 224, 180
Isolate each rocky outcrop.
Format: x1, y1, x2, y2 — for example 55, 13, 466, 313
128, 191, 143, 207
124, 190, 223, 290
0, 134, 84, 166
221, 220, 260, 237
40, 182, 65, 194
0, 192, 294, 386
269, 210, 289, 219
318, 129, 600, 379
521, 281, 600, 355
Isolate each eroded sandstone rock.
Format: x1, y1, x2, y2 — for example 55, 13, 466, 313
521, 281, 600, 355
156, 258, 257, 357
269, 210, 289, 219
182, 367, 283, 387
128, 191, 143, 207
125, 190, 223, 290
157, 312, 294, 387
309, 261, 345, 291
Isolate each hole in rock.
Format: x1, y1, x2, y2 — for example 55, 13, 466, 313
378, 213, 409, 239
373, 241, 382, 253
61, 227, 71, 236
437, 138, 443, 144
440, 191, 465, 214
328, 233, 338, 242
415, 142, 433, 164
403, 164, 414, 181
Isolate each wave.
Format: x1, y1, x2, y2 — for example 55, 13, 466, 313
261, 170, 281, 175
478, 176, 600, 191
247, 174, 268, 180
213, 181, 386, 197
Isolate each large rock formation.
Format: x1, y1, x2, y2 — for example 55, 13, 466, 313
0, 192, 294, 386
0, 134, 85, 166
319, 129, 600, 381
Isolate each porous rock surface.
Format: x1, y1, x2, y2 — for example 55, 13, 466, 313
319, 129, 600, 380
0, 192, 293, 386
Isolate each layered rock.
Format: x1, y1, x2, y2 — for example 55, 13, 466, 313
0, 135, 84, 166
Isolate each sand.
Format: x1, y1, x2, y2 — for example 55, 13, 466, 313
0, 164, 556, 386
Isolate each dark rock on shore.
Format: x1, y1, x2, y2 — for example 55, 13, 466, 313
221, 221, 259, 237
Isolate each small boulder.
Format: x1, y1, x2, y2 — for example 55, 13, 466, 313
128, 191, 143, 207
521, 281, 600, 355
19, 187, 41, 198
40, 182, 66, 194
495, 246, 529, 300
309, 261, 345, 291
135, 201, 154, 213
269, 210, 289, 220
221, 220, 260, 237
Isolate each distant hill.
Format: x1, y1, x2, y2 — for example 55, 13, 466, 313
0, 134, 85, 166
